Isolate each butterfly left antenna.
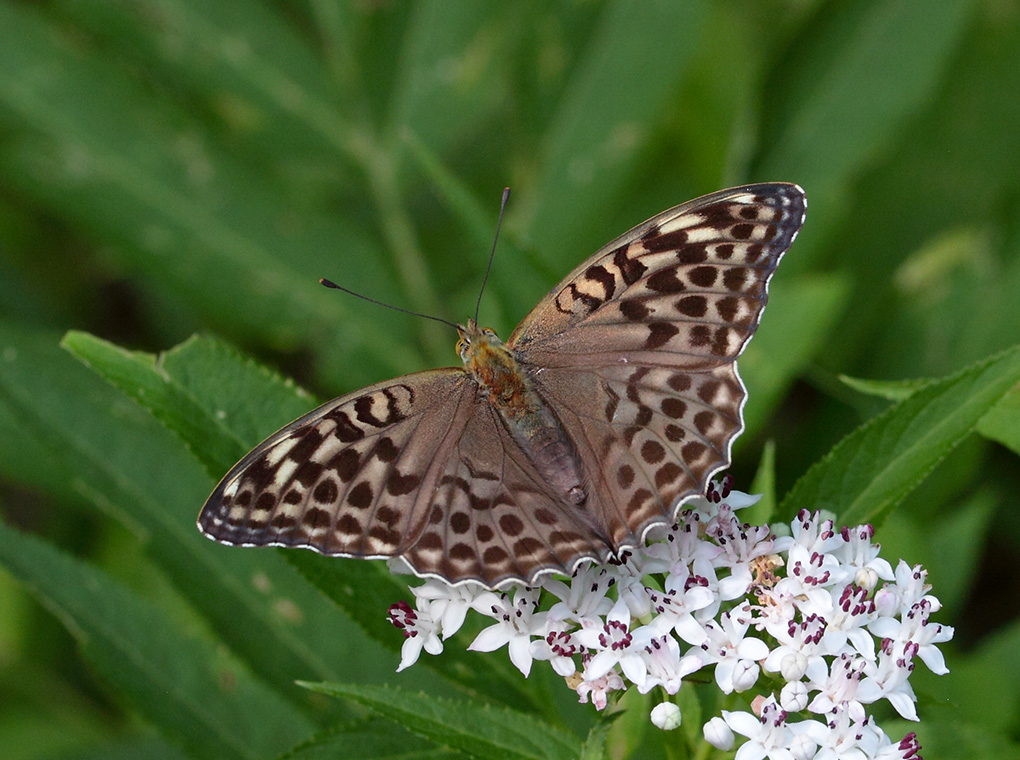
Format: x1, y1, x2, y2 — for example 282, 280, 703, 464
474, 187, 511, 324
319, 278, 459, 330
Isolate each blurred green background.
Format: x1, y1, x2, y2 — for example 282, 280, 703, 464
1, 0, 1019, 758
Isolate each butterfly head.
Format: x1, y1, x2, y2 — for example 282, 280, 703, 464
456, 319, 503, 363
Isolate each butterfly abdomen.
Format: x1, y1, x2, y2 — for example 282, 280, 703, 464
507, 392, 587, 507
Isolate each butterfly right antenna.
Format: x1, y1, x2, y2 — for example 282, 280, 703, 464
473, 187, 511, 324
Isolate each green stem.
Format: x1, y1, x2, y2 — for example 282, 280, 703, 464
691, 736, 715, 760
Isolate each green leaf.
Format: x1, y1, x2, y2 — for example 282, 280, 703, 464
300, 682, 578, 760
779, 344, 1020, 525
62, 330, 322, 478
61, 331, 247, 478
283, 553, 411, 657
977, 387, 1020, 456
0, 522, 314, 760
837, 374, 928, 402
279, 718, 461, 760
577, 719, 612, 760
159, 334, 318, 448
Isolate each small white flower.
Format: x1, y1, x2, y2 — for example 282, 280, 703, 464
872, 729, 922, 760
575, 664, 625, 711
387, 600, 443, 672
530, 621, 580, 677
872, 585, 901, 619
541, 564, 614, 628
575, 614, 656, 689
835, 524, 895, 584
722, 696, 822, 760
751, 585, 802, 641
643, 509, 723, 569
869, 597, 953, 676
779, 680, 809, 712
608, 550, 659, 619
871, 561, 937, 621
703, 716, 735, 750
648, 562, 714, 644
855, 565, 880, 592
650, 701, 683, 730
698, 606, 770, 694
773, 509, 842, 556
820, 583, 879, 659
705, 474, 760, 511
762, 613, 826, 680
468, 587, 545, 676
859, 638, 920, 721
731, 657, 761, 692
813, 708, 884, 759
706, 505, 777, 600
788, 733, 820, 760
636, 634, 702, 695
411, 579, 487, 639
778, 651, 809, 681
805, 652, 873, 723
779, 544, 847, 600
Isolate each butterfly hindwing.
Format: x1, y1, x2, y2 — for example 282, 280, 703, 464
402, 398, 607, 585
529, 361, 746, 549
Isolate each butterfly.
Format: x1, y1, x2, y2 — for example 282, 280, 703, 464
198, 183, 806, 588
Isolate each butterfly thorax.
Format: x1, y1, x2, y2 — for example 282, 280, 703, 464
457, 319, 587, 507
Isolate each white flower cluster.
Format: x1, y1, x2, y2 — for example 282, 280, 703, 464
387, 477, 952, 760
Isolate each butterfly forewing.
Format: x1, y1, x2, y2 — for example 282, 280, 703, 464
199, 370, 476, 558
511, 183, 806, 369
199, 183, 805, 588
